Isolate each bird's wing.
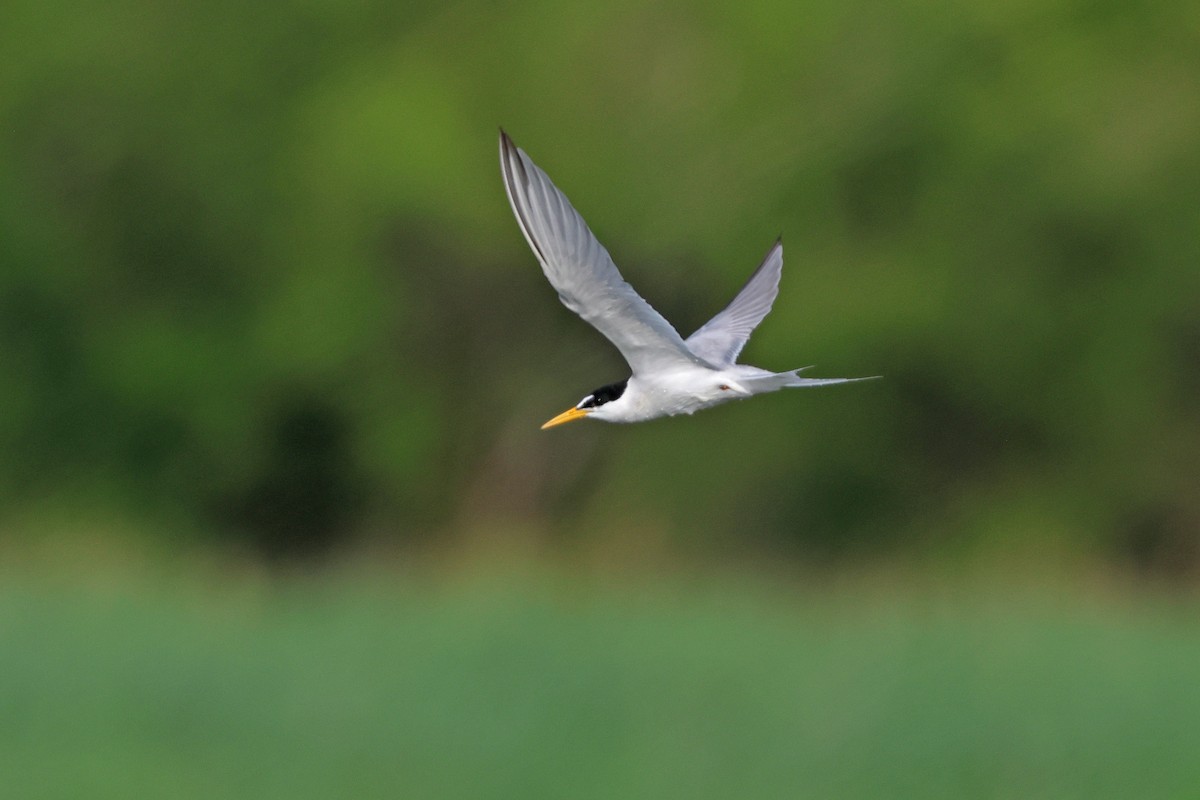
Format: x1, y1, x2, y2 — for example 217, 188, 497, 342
500, 132, 712, 376
684, 239, 783, 366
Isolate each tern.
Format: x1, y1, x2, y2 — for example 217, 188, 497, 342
500, 131, 877, 429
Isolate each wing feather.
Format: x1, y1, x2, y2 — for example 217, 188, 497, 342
685, 239, 783, 366
500, 131, 711, 376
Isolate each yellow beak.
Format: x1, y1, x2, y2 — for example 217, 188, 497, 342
541, 406, 591, 430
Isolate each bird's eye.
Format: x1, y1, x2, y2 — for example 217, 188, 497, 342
719, 384, 730, 391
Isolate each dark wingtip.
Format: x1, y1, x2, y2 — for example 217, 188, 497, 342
499, 129, 518, 162
499, 129, 521, 182
497, 129, 548, 264
758, 236, 783, 266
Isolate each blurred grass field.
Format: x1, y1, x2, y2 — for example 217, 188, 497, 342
3, 553, 1198, 800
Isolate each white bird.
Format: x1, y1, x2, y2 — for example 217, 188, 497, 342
500, 131, 877, 429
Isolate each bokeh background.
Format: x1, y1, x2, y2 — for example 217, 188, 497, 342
2, 0, 1199, 797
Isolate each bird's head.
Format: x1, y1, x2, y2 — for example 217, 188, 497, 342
541, 379, 629, 429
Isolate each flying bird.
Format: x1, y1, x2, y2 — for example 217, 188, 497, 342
499, 130, 877, 429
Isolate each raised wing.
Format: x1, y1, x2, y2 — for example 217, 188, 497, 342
685, 239, 783, 366
500, 131, 712, 376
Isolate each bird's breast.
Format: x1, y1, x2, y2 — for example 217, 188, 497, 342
621, 371, 741, 421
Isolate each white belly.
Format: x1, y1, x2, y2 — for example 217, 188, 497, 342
620, 369, 757, 422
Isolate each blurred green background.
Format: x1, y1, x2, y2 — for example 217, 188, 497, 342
2, 0, 1198, 796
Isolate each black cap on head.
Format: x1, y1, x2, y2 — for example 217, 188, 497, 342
578, 379, 628, 409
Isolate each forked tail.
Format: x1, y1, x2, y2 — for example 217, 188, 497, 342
741, 366, 881, 393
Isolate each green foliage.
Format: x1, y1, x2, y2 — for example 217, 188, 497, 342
2, 568, 1199, 798
1, 0, 1197, 560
